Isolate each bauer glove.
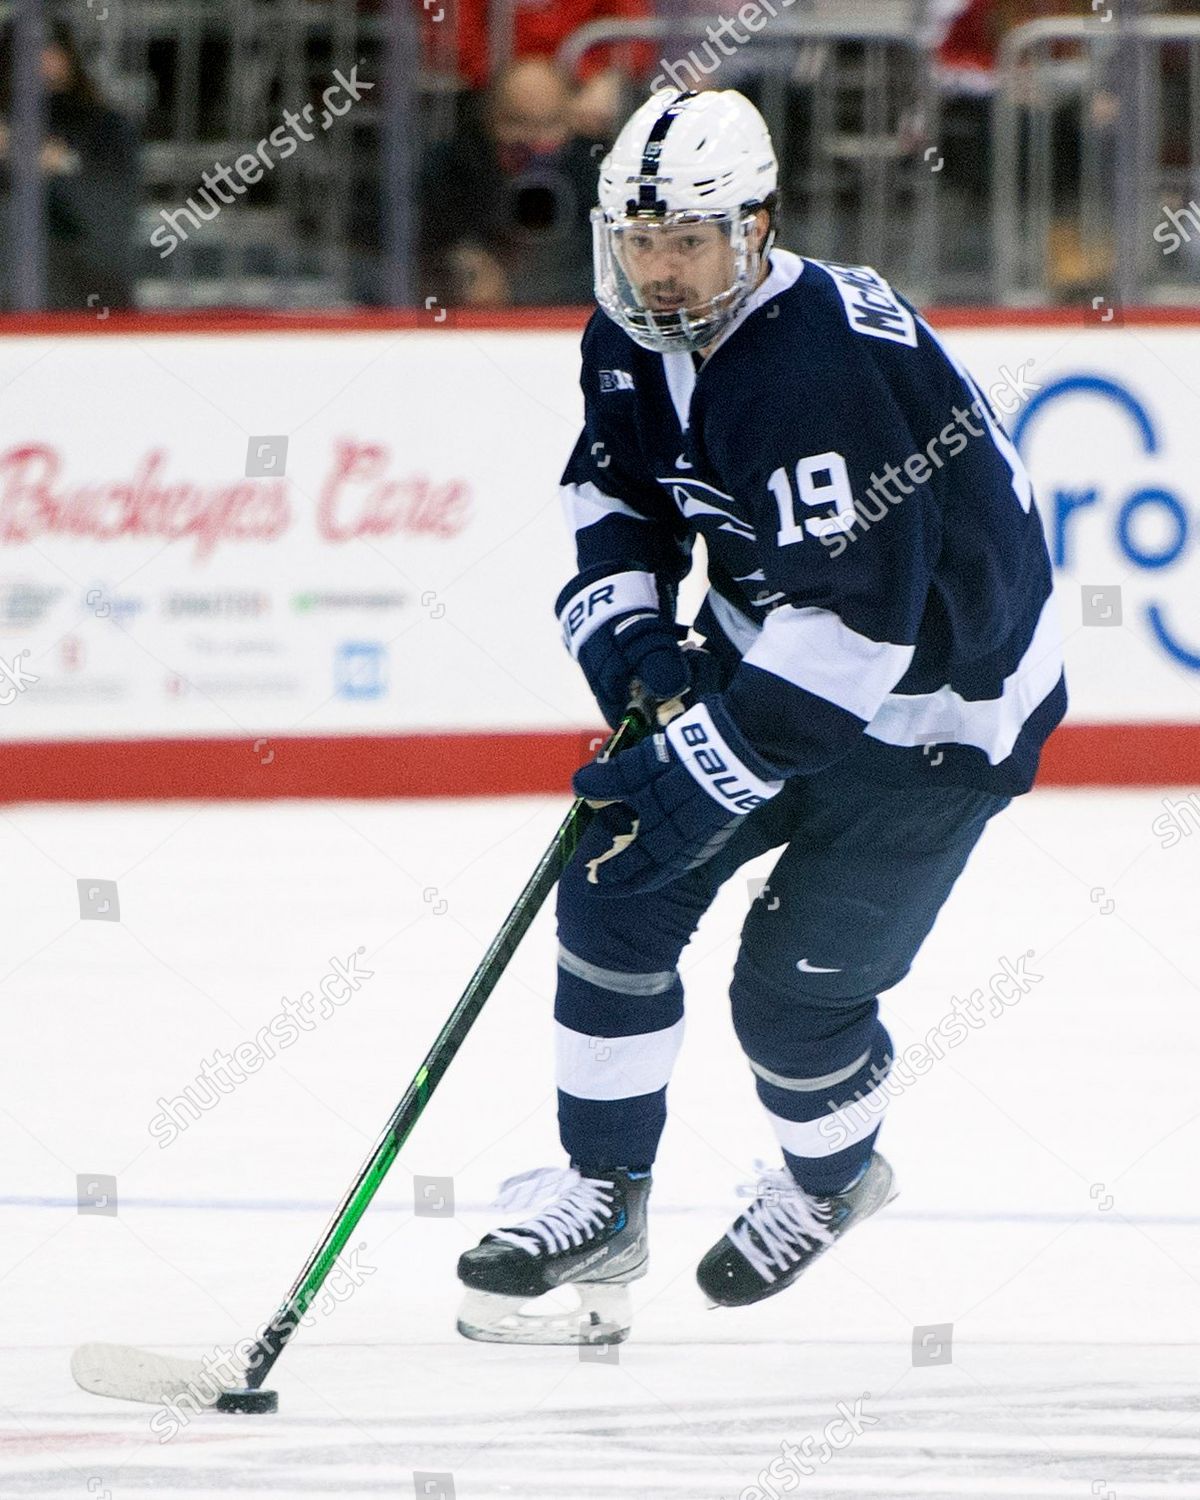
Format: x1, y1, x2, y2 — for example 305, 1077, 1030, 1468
572, 697, 785, 896
556, 564, 724, 728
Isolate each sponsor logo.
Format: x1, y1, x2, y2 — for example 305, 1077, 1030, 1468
85, 584, 144, 624
165, 673, 300, 699
797, 958, 842, 974
599, 369, 636, 393
545, 1233, 645, 1286
317, 440, 470, 543
0, 580, 61, 630
292, 590, 406, 614
1014, 374, 1200, 671
21, 677, 127, 703
163, 591, 271, 619
548, 1244, 612, 1283
187, 637, 286, 656
0, 446, 289, 560
335, 641, 387, 700
676, 718, 771, 814
823, 261, 918, 347
562, 581, 617, 648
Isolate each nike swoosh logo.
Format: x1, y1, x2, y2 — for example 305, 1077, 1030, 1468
796, 958, 842, 973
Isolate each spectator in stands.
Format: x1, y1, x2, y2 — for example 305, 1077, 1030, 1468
415, 0, 654, 140
0, 21, 139, 311
933, 0, 1109, 297
934, 1, 1073, 192
418, 57, 599, 307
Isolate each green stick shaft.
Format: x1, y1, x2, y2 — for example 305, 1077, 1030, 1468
242, 710, 645, 1388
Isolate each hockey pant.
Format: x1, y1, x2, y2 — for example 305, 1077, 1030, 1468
554, 763, 1010, 1194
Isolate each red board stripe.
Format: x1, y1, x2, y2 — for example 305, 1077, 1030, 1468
2, 306, 1200, 338
0, 724, 1196, 802
1033, 723, 1200, 787
0, 730, 604, 803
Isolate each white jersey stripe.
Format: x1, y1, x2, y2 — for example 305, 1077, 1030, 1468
744, 603, 916, 724
705, 586, 1064, 766
865, 589, 1065, 765
560, 480, 650, 538
707, 588, 761, 653
661, 350, 697, 430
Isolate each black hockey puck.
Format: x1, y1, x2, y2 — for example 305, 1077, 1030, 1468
214, 1388, 278, 1414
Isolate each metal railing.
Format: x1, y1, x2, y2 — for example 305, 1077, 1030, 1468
10, 2, 1200, 310
993, 14, 1200, 306
0, 0, 435, 310
127, 0, 384, 309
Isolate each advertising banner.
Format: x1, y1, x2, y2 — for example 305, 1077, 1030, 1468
0, 311, 1196, 796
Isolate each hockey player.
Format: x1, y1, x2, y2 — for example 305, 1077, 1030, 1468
457, 88, 1066, 1344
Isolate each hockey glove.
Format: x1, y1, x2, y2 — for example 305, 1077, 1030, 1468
556, 564, 719, 729
572, 698, 785, 897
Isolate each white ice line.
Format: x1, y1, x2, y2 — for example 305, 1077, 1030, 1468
5, 1195, 1200, 1228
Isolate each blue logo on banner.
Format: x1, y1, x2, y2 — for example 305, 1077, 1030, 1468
335, 641, 387, 699
1015, 374, 1199, 670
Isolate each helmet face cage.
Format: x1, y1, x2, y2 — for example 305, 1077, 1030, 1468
591, 206, 765, 355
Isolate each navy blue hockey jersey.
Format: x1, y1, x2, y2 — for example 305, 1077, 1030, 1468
558, 249, 1067, 794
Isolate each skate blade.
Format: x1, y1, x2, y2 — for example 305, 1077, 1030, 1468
456, 1284, 631, 1345
860, 1154, 899, 1220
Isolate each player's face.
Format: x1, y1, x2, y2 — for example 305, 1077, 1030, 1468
615, 221, 735, 316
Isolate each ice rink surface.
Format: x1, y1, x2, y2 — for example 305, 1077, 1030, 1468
2, 785, 1198, 1497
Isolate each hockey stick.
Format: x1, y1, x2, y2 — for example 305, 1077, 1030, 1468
72, 705, 650, 1416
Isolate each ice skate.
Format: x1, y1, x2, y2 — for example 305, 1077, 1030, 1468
456, 1165, 650, 1344
697, 1152, 897, 1308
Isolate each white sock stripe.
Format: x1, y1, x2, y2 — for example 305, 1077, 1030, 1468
557, 942, 678, 996
748, 1047, 873, 1093
765, 1080, 891, 1157
555, 1018, 685, 1101
558, 570, 659, 659
665, 702, 783, 813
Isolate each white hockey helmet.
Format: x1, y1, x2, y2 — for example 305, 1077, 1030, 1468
593, 89, 779, 354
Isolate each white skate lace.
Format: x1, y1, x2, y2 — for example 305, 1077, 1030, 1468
728, 1165, 836, 1283
488, 1166, 618, 1257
